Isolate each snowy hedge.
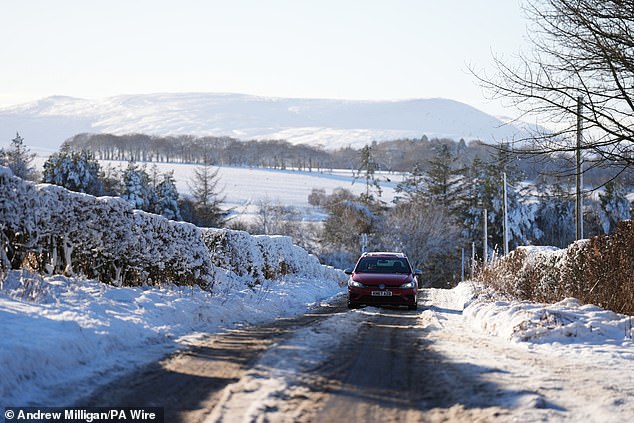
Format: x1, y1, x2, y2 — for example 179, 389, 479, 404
477, 220, 634, 315
0, 166, 344, 289
0, 166, 214, 287
201, 228, 342, 287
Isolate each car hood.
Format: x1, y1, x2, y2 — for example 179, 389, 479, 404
352, 273, 412, 287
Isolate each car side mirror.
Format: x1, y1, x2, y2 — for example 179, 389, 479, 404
414, 269, 422, 276
344, 268, 353, 275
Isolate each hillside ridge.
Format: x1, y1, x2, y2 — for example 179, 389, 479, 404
0, 92, 528, 151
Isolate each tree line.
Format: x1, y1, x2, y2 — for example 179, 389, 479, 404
62, 133, 333, 172
61, 132, 634, 187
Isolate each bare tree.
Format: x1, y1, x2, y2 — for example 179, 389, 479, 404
379, 202, 462, 288
354, 144, 383, 204
476, 0, 634, 172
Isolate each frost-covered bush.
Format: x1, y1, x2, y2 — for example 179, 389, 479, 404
252, 234, 344, 284
0, 166, 46, 269
154, 172, 181, 220
42, 150, 104, 195
476, 221, 634, 315
201, 228, 265, 285
477, 248, 530, 299
255, 235, 300, 279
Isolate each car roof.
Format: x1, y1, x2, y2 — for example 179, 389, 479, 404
360, 252, 407, 259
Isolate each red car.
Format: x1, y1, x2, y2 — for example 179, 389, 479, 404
345, 252, 421, 310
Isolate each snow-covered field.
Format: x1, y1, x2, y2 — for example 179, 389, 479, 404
103, 161, 401, 211
33, 155, 403, 222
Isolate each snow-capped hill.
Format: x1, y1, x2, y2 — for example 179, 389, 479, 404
0, 92, 528, 151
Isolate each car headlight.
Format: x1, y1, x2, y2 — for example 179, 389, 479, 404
400, 280, 416, 289
348, 279, 365, 288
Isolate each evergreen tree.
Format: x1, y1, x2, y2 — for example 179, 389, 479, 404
483, 148, 540, 252
42, 149, 104, 195
149, 163, 161, 190
188, 159, 226, 227
154, 171, 182, 220
459, 156, 488, 252
423, 143, 466, 212
0, 132, 36, 180
121, 161, 155, 211
598, 180, 631, 234
459, 148, 538, 258
535, 183, 575, 247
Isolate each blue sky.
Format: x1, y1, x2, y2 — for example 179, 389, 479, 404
1, 0, 529, 116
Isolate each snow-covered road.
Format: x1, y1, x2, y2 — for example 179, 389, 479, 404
2, 272, 633, 422
203, 287, 634, 422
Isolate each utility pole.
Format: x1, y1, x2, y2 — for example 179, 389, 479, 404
360, 233, 368, 253
483, 209, 488, 266
576, 96, 584, 240
471, 242, 475, 277
503, 172, 509, 255
461, 248, 465, 282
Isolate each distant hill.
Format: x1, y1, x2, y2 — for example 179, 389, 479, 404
0, 92, 530, 152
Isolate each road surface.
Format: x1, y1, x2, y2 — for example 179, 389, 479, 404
78, 288, 634, 422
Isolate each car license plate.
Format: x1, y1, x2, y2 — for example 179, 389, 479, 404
371, 291, 392, 297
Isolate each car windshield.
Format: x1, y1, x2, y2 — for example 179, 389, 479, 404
354, 257, 411, 274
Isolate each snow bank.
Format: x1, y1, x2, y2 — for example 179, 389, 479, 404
456, 282, 634, 351
0, 269, 345, 405
466, 295, 634, 346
